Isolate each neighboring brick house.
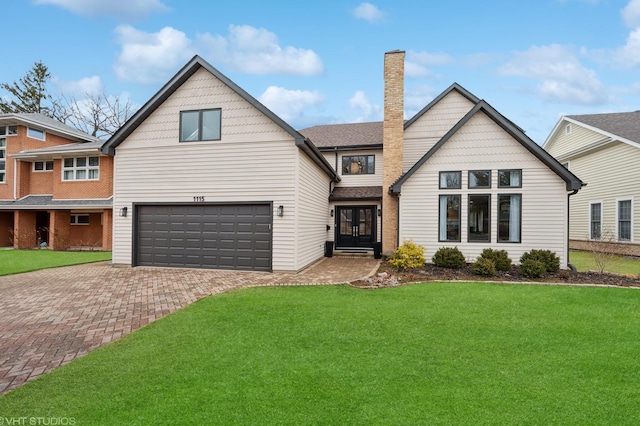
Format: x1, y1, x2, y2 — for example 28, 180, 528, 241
102, 51, 581, 272
0, 113, 113, 250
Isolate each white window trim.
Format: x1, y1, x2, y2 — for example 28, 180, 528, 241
62, 156, 100, 181
0, 125, 18, 136
588, 200, 603, 240
27, 127, 45, 141
70, 214, 90, 225
0, 138, 5, 184
616, 197, 634, 243
566, 123, 571, 135
33, 160, 54, 172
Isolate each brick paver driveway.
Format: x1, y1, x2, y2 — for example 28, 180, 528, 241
0, 257, 379, 394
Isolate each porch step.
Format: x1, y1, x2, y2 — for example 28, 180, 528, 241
333, 250, 374, 258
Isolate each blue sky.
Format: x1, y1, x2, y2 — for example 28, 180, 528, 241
4, 0, 640, 143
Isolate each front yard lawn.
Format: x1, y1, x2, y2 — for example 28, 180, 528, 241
0, 249, 112, 276
570, 250, 640, 276
1, 283, 639, 424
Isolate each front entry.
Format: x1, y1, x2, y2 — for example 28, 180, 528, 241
335, 206, 376, 249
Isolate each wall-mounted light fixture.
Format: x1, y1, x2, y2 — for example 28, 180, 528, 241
119, 206, 128, 217
277, 205, 284, 217
377, 208, 381, 217
330, 209, 334, 217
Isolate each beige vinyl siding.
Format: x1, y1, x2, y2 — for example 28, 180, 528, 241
112, 67, 304, 271
295, 148, 332, 270
545, 122, 608, 159
563, 142, 640, 244
334, 150, 383, 187
403, 90, 475, 171
398, 111, 570, 267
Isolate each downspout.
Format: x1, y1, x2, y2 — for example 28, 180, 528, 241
13, 158, 17, 200
567, 189, 579, 271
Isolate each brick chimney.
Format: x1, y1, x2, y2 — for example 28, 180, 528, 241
381, 50, 405, 254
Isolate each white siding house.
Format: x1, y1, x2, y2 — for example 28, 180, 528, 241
544, 112, 640, 256
103, 56, 338, 272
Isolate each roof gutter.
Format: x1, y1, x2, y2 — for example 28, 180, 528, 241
295, 137, 341, 182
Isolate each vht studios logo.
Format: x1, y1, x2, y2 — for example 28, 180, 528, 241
0, 418, 76, 426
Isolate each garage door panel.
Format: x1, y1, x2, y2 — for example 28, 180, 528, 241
136, 204, 272, 271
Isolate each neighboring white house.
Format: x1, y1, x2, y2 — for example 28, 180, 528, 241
544, 112, 640, 256
102, 51, 582, 272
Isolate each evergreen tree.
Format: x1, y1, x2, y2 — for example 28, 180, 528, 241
0, 61, 56, 117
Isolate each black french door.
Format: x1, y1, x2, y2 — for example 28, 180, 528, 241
335, 206, 376, 248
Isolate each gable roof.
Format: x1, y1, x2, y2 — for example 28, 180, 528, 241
403, 83, 480, 129
0, 113, 99, 143
300, 121, 383, 150
390, 100, 584, 193
101, 55, 338, 181
544, 111, 640, 151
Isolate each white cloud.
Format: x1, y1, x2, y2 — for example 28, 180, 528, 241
35, 0, 169, 19
613, 28, 640, 67
53, 75, 103, 97
622, 0, 640, 27
198, 25, 324, 76
405, 85, 437, 116
348, 91, 382, 122
405, 50, 452, 78
258, 86, 324, 123
498, 44, 610, 105
353, 3, 384, 23
113, 25, 196, 84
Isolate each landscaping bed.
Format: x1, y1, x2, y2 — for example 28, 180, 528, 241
353, 261, 640, 288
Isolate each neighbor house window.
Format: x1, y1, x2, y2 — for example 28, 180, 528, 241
0, 125, 18, 136
439, 195, 461, 242
342, 155, 375, 175
0, 138, 5, 183
617, 199, 632, 241
498, 169, 522, 188
439, 171, 461, 189
63, 156, 99, 181
566, 124, 571, 135
468, 194, 490, 242
180, 109, 221, 142
33, 160, 54, 171
27, 127, 45, 140
498, 194, 521, 243
70, 214, 90, 225
469, 170, 491, 188
590, 202, 602, 240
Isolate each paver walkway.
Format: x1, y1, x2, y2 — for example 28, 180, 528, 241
0, 256, 379, 394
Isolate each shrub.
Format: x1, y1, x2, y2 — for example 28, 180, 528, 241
432, 247, 466, 269
520, 249, 560, 273
480, 248, 512, 271
520, 259, 547, 278
388, 240, 426, 270
472, 257, 496, 276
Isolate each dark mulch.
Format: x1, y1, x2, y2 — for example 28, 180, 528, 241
352, 262, 640, 288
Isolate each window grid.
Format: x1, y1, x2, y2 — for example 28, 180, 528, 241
62, 156, 100, 181
617, 199, 632, 242
70, 214, 90, 225
33, 160, 54, 172
0, 138, 5, 183
589, 202, 602, 240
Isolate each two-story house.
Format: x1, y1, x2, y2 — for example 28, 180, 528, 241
0, 113, 113, 250
101, 51, 581, 272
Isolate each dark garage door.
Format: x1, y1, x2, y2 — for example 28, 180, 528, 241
135, 203, 272, 271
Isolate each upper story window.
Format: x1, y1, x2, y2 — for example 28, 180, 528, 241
469, 170, 491, 188
0, 138, 5, 183
180, 109, 221, 142
342, 155, 375, 175
0, 125, 18, 136
27, 127, 45, 140
439, 171, 461, 189
63, 156, 99, 181
498, 169, 522, 188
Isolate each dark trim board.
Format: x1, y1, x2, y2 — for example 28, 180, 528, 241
132, 201, 273, 272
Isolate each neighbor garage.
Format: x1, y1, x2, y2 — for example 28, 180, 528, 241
134, 203, 272, 271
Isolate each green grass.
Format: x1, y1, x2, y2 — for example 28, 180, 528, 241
0, 249, 112, 276
570, 250, 640, 275
1, 283, 639, 425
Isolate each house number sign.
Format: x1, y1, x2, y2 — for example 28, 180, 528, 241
193, 196, 205, 202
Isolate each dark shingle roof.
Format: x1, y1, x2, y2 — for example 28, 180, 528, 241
0, 195, 112, 208
0, 113, 100, 142
299, 122, 383, 149
329, 186, 382, 201
567, 111, 640, 144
